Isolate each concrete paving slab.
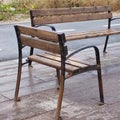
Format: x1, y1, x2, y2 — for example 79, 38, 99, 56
0, 42, 120, 119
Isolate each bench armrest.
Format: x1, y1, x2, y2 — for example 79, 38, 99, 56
66, 45, 101, 65
35, 24, 56, 31
111, 17, 120, 21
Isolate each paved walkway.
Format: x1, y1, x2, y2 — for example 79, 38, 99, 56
0, 42, 120, 119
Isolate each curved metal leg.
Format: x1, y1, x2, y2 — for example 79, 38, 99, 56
29, 47, 34, 66
95, 49, 104, 103
103, 35, 109, 53
55, 75, 65, 120
93, 46, 104, 104
97, 67, 104, 104
14, 57, 22, 101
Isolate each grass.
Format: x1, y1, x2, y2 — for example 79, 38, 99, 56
0, 0, 120, 21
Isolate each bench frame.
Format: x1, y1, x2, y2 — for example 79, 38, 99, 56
14, 25, 104, 120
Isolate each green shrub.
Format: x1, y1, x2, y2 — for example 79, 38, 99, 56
0, 0, 120, 21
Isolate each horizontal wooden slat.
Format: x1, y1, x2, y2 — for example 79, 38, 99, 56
46, 52, 92, 65
33, 12, 112, 25
20, 35, 60, 54
31, 6, 111, 17
66, 28, 120, 41
28, 55, 77, 72
15, 25, 59, 42
38, 53, 88, 68
28, 54, 91, 73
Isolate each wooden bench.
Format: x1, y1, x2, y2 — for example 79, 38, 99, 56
14, 25, 104, 120
30, 6, 120, 53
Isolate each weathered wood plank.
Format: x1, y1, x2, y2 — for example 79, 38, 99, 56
20, 35, 60, 54
31, 6, 112, 26
38, 53, 88, 67
66, 28, 120, 41
31, 6, 111, 17
33, 13, 112, 25
45, 52, 93, 65
28, 55, 80, 72
15, 25, 58, 42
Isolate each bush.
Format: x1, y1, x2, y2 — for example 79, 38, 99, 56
0, 0, 120, 21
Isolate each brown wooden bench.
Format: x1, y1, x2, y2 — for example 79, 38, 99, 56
14, 25, 104, 120
30, 6, 120, 53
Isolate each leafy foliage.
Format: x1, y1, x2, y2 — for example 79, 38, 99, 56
0, 0, 119, 21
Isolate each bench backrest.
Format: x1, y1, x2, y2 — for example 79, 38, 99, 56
30, 6, 112, 27
14, 25, 68, 55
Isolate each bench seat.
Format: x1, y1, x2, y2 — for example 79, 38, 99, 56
66, 28, 120, 41
28, 53, 96, 76
30, 6, 120, 52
